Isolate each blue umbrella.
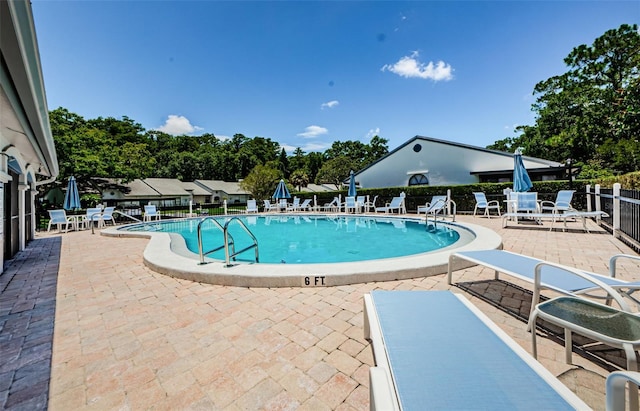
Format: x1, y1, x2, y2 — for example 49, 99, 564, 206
273, 179, 291, 200
63, 176, 81, 210
347, 170, 357, 197
513, 149, 533, 192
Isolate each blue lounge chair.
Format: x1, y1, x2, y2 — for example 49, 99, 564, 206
448, 250, 640, 310
83, 207, 104, 228
344, 196, 358, 213
540, 190, 575, 214
472, 192, 501, 218
374, 195, 405, 214
286, 197, 300, 212
298, 198, 312, 211
364, 290, 589, 410
47, 209, 74, 232
143, 205, 160, 221
263, 200, 277, 212
246, 199, 258, 213
417, 195, 447, 217
323, 197, 339, 212
101, 206, 116, 226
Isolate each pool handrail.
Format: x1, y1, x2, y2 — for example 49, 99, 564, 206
197, 216, 259, 266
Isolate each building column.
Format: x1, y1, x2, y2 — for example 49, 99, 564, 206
0, 156, 10, 274
18, 177, 28, 251
30, 188, 37, 238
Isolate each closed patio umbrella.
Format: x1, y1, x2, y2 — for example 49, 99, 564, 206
513, 149, 533, 192
63, 176, 81, 210
273, 179, 291, 200
347, 170, 357, 198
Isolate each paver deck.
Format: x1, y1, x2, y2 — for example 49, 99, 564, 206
1, 214, 639, 410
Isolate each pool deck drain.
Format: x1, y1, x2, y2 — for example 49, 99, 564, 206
102, 214, 502, 287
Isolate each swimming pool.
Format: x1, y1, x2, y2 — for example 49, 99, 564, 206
124, 215, 461, 264
103, 214, 502, 287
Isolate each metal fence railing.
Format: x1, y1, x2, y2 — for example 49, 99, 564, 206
587, 184, 640, 253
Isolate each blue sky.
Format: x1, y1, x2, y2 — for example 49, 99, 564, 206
32, 1, 638, 154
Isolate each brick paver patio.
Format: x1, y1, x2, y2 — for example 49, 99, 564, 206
2, 214, 639, 410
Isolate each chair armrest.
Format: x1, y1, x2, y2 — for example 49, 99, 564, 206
487, 200, 500, 207
532, 261, 630, 313
606, 371, 640, 411
610, 254, 640, 278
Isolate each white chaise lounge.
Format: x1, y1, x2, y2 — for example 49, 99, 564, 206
448, 250, 640, 310
363, 290, 589, 410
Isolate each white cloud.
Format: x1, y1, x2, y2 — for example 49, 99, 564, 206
155, 115, 204, 135
381, 51, 453, 81
366, 127, 381, 140
297, 125, 328, 138
321, 100, 339, 110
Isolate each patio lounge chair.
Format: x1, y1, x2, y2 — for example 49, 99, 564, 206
246, 199, 258, 213
374, 195, 405, 214
143, 205, 160, 222
363, 290, 589, 410
263, 200, 277, 212
344, 196, 358, 213
286, 197, 300, 212
101, 206, 116, 227
448, 250, 640, 312
298, 198, 312, 211
472, 192, 501, 218
607, 371, 640, 411
323, 197, 339, 212
540, 190, 576, 214
417, 195, 447, 217
47, 209, 74, 232
502, 209, 609, 232
363, 195, 378, 213
83, 207, 104, 228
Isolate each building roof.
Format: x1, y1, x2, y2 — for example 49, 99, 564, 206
299, 184, 335, 193
100, 178, 160, 198
143, 178, 192, 196
1, 0, 58, 179
355, 135, 562, 177
180, 181, 211, 196
195, 180, 250, 195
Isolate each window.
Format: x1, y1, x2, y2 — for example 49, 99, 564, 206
409, 174, 429, 186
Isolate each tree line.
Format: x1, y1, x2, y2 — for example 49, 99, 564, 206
488, 24, 639, 178
47, 107, 390, 195
45, 24, 639, 198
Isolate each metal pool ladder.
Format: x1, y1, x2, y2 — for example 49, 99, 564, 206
197, 216, 259, 267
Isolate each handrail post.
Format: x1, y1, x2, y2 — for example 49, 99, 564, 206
586, 184, 592, 212
224, 228, 231, 266
613, 183, 621, 238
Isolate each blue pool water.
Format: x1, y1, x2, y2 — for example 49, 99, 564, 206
125, 215, 461, 264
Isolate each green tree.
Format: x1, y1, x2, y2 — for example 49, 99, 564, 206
315, 156, 355, 189
365, 135, 389, 164
240, 164, 282, 200
277, 148, 289, 178
290, 169, 310, 191
305, 152, 324, 182
514, 24, 640, 173
48, 107, 156, 192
